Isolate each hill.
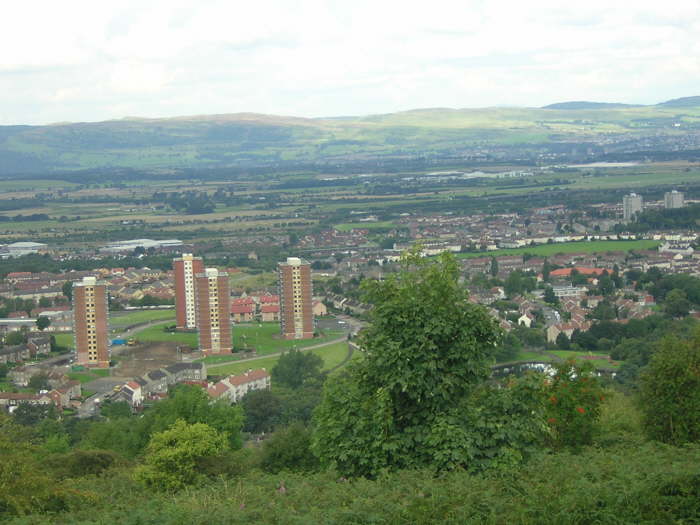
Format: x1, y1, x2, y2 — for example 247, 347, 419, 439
659, 96, 700, 107
542, 101, 640, 110
1, 97, 700, 175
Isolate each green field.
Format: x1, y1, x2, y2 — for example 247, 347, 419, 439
456, 239, 660, 259
334, 221, 396, 231
210, 342, 351, 376
67, 369, 110, 384
233, 322, 345, 355
53, 333, 74, 349
133, 325, 199, 347
109, 309, 176, 327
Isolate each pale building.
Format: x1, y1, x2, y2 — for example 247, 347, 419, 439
195, 268, 232, 354
623, 193, 643, 221
173, 254, 204, 330
664, 190, 684, 209
278, 257, 314, 340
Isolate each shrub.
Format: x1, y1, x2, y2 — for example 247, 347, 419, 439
260, 423, 319, 474
545, 359, 604, 449
639, 331, 700, 445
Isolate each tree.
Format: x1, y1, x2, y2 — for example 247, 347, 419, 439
556, 331, 571, 350
542, 258, 551, 282
35, 316, 51, 331
260, 423, 319, 473
12, 403, 58, 426
241, 389, 281, 433
28, 372, 51, 392
545, 359, 604, 449
0, 363, 8, 380
271, 349, 324, 389
490, 256, 499, 277
664, 288, 691, 318
38, 297, 52, 308
4, 330, 26, 346
313, 252, 547, 477
135, 419, 228, 491
62, 281, 73, 301
639, 331, 700, 445
543, 286, 559, 305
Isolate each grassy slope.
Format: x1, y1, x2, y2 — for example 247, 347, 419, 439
456, 239, 660, 259
2, 103, 700, 171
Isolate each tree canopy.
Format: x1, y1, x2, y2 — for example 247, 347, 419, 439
313, 252, 548, 477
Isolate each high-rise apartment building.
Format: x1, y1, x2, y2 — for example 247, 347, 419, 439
664, 190, 684, 209
278, 257, 314, 340
623, 193, 643, 221
73, 276, 109, 368
195, 268, 232, 354
174, 253, 204, 330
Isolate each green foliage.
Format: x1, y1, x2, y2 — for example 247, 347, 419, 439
80, 385, 244, 458
314, 252, 533, 477
543, 285, 559, 305
545, 360, 605, 449
35, 315, 51, 331
260, 423, 319, 474
45, 449, 125, 479
135, 420, 228, 491
664, 288, 691, 318
100, 400, 132, 419
12, 403, 57, 426
27, 372, 51, 392
556, 331, 571, 350
0, 363, 8, 379
639, 330, 700, 445
242, 389, 281, 433
4, 330, 26, 346
271, 349, 324, 389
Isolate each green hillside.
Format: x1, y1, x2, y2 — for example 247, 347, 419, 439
1, 98, 700, 173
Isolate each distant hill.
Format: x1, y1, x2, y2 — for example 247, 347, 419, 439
1, 97, 700, 175
542, 101, 642, 110
658, 96, 700, 107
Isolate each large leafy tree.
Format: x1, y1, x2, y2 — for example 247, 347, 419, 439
271, 349, 324, 389
313, 252, 545, 477
135, 419, 228, 491
639, 330, 700, 445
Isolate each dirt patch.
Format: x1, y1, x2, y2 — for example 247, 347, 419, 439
113, 342, 199, 378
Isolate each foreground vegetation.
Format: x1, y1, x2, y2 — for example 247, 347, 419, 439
2, 253, 699, 523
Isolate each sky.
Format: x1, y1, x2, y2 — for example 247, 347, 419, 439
1, 0, 699, 125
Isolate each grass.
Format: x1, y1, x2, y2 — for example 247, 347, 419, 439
511, 350, 553, 362
209, 342, 351, 377
334, 221, 396, 231
132, 325, 199, 347
456, 239, 660, 259
233, 322, 344, 356
109, 309, 175, 327
549, 350, 622, 369
67, 372, 101, 384
53, 333, 74, 349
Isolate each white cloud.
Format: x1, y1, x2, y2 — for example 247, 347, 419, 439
0, 1, 699, 124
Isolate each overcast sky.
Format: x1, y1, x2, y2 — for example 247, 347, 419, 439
1, 1, 699, 125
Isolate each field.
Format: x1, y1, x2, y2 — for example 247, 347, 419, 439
132, 325, 199, 347
456, 239, 660, 259
210, 342, 351, 376
232, 322, 345, 355
109, 309, 176, 327
133, 321, 345, 354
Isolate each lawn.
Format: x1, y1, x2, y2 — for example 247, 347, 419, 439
132, 324, 199, 347
548, 350, 622, 369
334, 221, 396, 231
511, 350, 553, 362
109, 309, 175, 327
233, 322, 345, 356
66, 369, 109, 384
210, 342, 351, 377
455, 239, 660, 260
53, 333, 74, 349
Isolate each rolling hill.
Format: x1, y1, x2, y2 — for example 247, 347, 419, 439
1, 97, 699, 175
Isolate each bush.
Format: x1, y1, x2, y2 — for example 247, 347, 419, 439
639, 331, 700, 445
545, 359, 604, 449
260, 423, 319, 474
134, 420, 228, 491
